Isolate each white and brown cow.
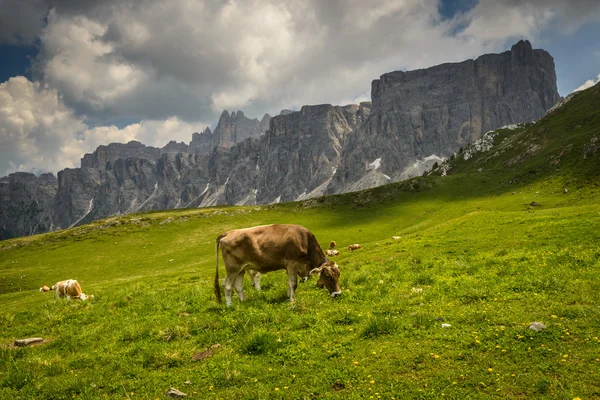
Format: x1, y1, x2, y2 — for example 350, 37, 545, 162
326, 249, 340, 256
348, 244, 362, 251
51, 279, 90, 300
215, 224, 341, 306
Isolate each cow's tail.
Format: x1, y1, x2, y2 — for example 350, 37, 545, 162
214, 233, 227, 303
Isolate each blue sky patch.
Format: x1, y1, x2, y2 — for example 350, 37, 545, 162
0, 44, 38, 82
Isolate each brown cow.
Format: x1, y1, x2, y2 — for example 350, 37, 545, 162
329, 241, 336, 249
50, 280, 90, 300
215, 224, 341, 306
348, 244, 362, 251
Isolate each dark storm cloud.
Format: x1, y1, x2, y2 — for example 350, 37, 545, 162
0, 0, 48, 44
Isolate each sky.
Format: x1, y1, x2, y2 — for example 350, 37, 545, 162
1, 0, 599, 177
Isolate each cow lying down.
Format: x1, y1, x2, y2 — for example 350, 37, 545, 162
41, 279, 91, 300
215, 224, 341, 306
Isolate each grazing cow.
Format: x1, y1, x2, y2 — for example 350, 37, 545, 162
329, 241, 336, 249
215, 224, 342, 306
39, 286, 50, 292
348, 244, 362, 251
326, 249, 340, 256
51, 280, 90, 300
392, 236, 401, 240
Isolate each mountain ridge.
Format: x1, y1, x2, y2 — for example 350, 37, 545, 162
0, 41, 562, 240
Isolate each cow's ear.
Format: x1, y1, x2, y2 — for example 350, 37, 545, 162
310, 267, 322, 275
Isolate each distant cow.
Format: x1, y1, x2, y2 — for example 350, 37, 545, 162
215, 224, 342, 306
348, 244, 362, 251
329, 241, 336, 249
392, 236, 401, 240
39, 286, 50, 292
50, 280, 90, 300
326, 249, 339, 256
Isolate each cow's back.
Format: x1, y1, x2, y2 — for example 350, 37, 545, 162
220, 224, 315, 271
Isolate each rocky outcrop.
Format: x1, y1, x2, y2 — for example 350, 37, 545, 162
327, 40, 559, 193
188, 127, 214, 154
52, 153, 213, 230
197, 103, 370, 206
213, 111, 271, 149
80, 111, 272, 169
80, 141, 162, 169
0, 172, 57, 239
256, 103, 371, 203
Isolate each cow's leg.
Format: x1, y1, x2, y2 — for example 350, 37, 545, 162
222, 253, 243, 307
285, 262, 299, 302
223, 273, 235, 307
234, 271, 246, 302
249, 270, 261, 291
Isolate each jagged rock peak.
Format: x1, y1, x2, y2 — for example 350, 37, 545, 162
259, 113, 272, 132
213, 109, 268, 149
279, 109, 294, 115
511, 39, 533, 61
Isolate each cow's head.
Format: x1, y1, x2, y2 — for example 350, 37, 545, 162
310, 261, 341, 298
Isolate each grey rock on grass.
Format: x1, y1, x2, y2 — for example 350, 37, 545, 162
166, 388, 186, 398
529, 321, 547, 331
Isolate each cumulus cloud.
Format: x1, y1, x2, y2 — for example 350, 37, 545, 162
31, 0, 600, 125
0, 76, 207, 176
2, 0, 600, 175
572, 73, 600, 93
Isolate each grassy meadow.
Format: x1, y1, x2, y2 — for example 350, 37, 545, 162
1, 86, 599, 399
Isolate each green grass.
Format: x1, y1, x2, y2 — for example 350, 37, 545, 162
1, 85, 600, 399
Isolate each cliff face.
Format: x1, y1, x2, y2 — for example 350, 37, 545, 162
80, 110, 272, 169
213, 111, 271, 149
196, 103, 370, 207
0, 172, 57, 239
256, 103, 371, 203
188, 127, 214, 154
327, 40, 560, 193
80, 141, 162, 169
0, 41, 560, 240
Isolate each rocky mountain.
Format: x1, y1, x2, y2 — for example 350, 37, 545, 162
188, 127, 213, 154
213, 111, 272, 149
80, 111, 272, 170
0, 172, 57, 238
0, 41, 560, 240
327, 40, 560, 193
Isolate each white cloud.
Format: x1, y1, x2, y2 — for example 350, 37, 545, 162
27, 0, 549, 123
3, 0, 600, 176
31, 0, 600, 126
0, 76, 207, 176
572, 73, 600, 93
